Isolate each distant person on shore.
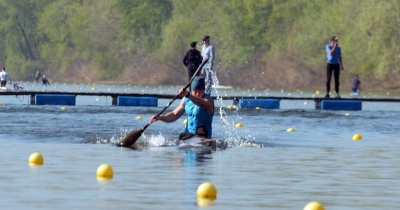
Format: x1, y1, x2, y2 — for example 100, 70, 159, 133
183, 41, 202, 90
201, 35, 215, 95
325, 36, 344, 98
42, 75, 50, 87
35, 70, 42, 82
0, 67, 11, 87
351, 74, 361, 96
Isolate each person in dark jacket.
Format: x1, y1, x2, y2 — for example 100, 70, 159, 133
42, 75, 50, 87
183, 41, 202, 84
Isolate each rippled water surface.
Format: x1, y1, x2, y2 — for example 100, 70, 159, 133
0, 82, 400, 209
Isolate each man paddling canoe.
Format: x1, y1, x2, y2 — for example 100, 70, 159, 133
149, 76, 214, 140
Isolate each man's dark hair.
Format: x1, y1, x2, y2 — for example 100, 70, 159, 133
190, 41, 197, 48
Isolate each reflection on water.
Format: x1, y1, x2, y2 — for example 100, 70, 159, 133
184, 150, 213, 167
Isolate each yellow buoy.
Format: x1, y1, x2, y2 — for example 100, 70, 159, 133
136, 115, 142, 120
197, 182, 217, 199
183, 119, 188, 124
61, 106, 66, 110
29, 152, 44, 166
0, 102, 2, 106
91, 87, 96, 91
287, 127, 295, 132
304, 201, 325, 210
315, 90, 321, 95
227, 105, 233, 109
97, 164, 113, 179
235, 123, 243, 128
352, 133, 362, 140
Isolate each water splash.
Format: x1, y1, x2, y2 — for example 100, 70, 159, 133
146, 133, 177, 147
210, 70, 263, 148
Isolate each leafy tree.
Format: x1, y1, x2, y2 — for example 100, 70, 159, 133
343, 0, 400, 77
0, 0, 52, 79
0, 0, 399, 86
38, 0, 76, 75
159, 0, 273, 72
114, 0, 173, 56
267, 0, 400, 79
39, 0, 123, 79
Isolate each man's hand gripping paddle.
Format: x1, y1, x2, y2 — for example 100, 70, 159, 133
116, 59, 209, 147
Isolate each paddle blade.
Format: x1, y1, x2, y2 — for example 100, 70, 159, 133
116, 128, 144, 147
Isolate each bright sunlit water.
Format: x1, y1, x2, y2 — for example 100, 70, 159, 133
0, 81, 399, 209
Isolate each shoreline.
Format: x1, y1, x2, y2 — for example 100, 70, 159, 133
7, 80, 400, 97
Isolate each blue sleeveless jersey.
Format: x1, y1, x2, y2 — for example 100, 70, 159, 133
184, 94, 213, 138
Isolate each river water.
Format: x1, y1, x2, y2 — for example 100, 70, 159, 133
0, 81, 399, 210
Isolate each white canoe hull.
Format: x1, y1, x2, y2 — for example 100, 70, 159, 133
178, 137, 217, 151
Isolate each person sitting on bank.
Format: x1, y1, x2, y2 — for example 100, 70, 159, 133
149, 76, 214, 140
351, 74, 361, 96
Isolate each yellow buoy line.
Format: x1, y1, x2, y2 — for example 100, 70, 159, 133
26, 152, 336, 208
25, 112, 364, 209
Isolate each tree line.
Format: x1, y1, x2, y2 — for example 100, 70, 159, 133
0, 0, 399, 88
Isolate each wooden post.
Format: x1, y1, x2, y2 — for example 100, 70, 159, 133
233, 97, 239, 105
314, 99, 321, 109
112, 95, 117, 106
30, 94, 35, 105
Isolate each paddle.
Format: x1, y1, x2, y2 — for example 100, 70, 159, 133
117, 58, 210, 147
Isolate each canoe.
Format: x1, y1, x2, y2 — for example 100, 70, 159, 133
178, 137, 217, 152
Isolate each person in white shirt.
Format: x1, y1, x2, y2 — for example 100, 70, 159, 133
0, 67, 11, 87
201, 36, 215, 95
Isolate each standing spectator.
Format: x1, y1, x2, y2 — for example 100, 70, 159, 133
325, 36, 344, 98
201, 35, 215, 95
0, 67, 11, 87
35, 70, 42, 82
351, 74, 361, 96
183, 41, 202, 86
